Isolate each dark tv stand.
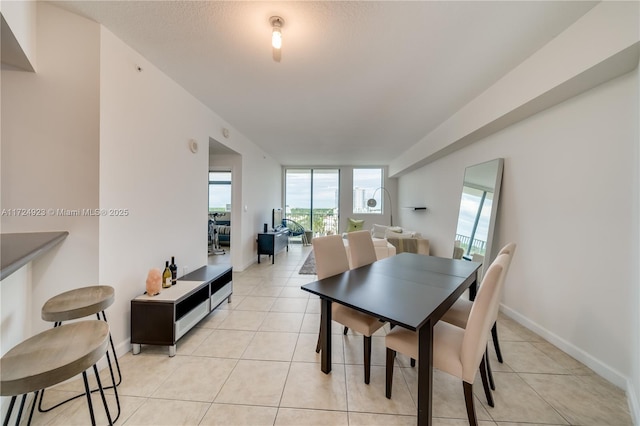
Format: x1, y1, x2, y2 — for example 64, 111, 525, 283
257, 228, 289, 264
130, 265, 232, 356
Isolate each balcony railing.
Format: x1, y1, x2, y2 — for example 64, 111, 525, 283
284, 212, 339, 237
455, 234, 487, 256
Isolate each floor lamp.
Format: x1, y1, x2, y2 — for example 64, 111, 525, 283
367, 187, 393, 226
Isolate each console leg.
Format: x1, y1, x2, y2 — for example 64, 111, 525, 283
132, 344, 141, 355
169, 345, 176, 357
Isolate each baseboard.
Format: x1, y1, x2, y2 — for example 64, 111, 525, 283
501, 304, 640, 424
626, 379, 640, 426
499, 304, 628, 388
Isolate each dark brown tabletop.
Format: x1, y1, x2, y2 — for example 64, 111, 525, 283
301, 252, 480, 426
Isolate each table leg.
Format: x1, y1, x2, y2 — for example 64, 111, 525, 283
320, 298, 332, 374
469, 272, 478, 301
417, 320, 433, 426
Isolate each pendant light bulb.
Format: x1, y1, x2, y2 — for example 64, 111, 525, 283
272, 27, 282, 49
270, 16, 284, 49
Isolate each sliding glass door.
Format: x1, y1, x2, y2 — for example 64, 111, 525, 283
285, 169, 339, 236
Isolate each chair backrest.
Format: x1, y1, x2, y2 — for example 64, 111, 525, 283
312, 234, 350, 280
498, 242, 516, 256
453, 246, 464, 259
347, 230, 378, 268
497, 242, 517, 278
416, 239, 430, 255
490, 242, 517, 321
460, 253, 510, 383
471, 253, 484, 281
476, 242, 517, 301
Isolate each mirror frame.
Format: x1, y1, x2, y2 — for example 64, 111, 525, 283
455, 158, 504, 276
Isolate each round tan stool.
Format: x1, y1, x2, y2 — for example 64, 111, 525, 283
41, 286, 115, 323
1, 321, 112, 426
38, 285, 121, 421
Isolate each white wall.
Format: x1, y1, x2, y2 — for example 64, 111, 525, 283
239, 150, 282, 269
209, 149, 282, 271
632, 55, 640, 425
398, 69, 638, 400
1, 1, 282, 370
0, 2, 100, 341
99, 28, 209, 350
99, 27, 282, 352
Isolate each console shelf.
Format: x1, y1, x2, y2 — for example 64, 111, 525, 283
257, 229, 289, 264
131, 264, 232, 356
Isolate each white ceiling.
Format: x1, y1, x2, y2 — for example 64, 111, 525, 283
54, 1, 597, 166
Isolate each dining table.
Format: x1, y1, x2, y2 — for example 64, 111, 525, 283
301, 252, 481, 426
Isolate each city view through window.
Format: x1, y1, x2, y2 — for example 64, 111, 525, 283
353, 168, 383, 214
284, 168, 384, 237
285, 169, 339, 235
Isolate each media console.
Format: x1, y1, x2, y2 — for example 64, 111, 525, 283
257, 229, 289, 264
131, 264, 232, 356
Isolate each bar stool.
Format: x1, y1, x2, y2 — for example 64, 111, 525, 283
38, 285, 121, 421
1, 321, 113, 426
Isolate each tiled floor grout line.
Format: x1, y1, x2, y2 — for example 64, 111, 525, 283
30, 245, 630, 425
512, 369, 573, 426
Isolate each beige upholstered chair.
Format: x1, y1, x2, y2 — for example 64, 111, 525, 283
453, 246, 464, 259
313, 234, 385, 384
343, 230, 382, 336
471, 253, 485, 281
347, 230, 378, 268
385, 254, 510, 425
441, 243, 517, 390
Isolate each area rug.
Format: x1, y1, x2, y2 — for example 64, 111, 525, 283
298, 250, 316, 275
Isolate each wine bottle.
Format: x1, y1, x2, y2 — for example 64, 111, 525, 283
162, 261, 172, 288
170, 256, 177, 285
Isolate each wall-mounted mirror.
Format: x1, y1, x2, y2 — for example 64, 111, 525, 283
454, 158, 504, 275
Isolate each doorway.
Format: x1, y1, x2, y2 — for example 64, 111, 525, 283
208, 171, 231, 258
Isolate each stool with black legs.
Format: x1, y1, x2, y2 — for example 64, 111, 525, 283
1, 321, 113, 426
37, 285, 121, 422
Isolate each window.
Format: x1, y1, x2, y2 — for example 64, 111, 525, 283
208, 171, 231, 213
285, 169, 339, 236
353, 168, 383, 214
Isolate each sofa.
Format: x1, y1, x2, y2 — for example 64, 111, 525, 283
370, 224, 430, 255
210, 212, 231, 246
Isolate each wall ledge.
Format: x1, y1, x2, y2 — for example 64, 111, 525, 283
0, 231, 69, 281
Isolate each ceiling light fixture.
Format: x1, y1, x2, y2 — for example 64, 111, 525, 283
270, 16, 284, 49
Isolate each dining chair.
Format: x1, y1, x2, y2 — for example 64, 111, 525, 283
384, 254, 510, 425
471, 253, 485, 282
441, 243, 516, 390
347, 230, 378, 268
453, 246, 464, 259
312, 234, 385, 384
340, 230, 380, 336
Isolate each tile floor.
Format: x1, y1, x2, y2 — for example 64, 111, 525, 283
22, 244, 633, 425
